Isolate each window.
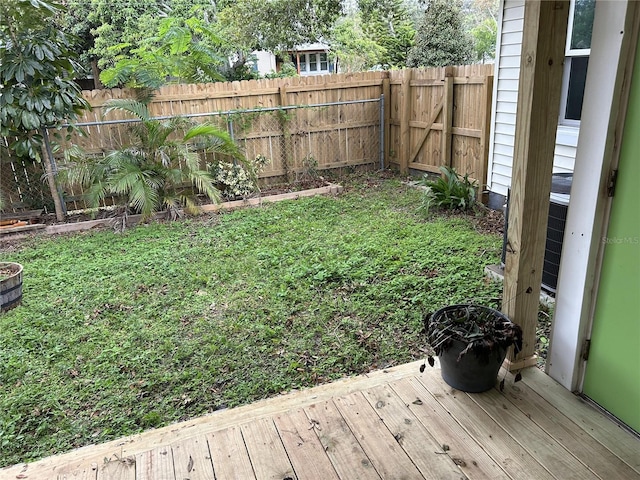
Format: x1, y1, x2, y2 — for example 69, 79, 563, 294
320, 53, 328, 71
297, 52, 331, 75
560, 0, 595, 125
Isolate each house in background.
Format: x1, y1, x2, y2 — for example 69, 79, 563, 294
252, 43, 336, 77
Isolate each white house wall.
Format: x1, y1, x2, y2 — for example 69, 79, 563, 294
253, 51, 277, 76
488, 0, 580, 199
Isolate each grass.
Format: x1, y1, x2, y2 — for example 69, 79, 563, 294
0, 174, 503, 467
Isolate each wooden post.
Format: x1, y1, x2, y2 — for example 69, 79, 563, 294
382, 72, 391, 169
278, 85, 294, 182
441, 67, 454, 168
502, 0, 570, 370
399, 69, 413, 174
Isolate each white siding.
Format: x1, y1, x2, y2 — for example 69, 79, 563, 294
252, 51, 277, 76
487, 0, 580, 197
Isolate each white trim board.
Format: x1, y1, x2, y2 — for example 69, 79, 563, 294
547, 0, 639, 391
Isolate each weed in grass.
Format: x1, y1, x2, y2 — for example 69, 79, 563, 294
0, 174, 503, 467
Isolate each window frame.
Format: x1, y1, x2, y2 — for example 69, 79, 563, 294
558, 0, 594, 127
298, 52, 331, 75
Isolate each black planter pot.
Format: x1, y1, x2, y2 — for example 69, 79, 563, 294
429, 304, 514, 393
438, 339, 508, 393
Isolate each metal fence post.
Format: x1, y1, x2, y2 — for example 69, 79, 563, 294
379, 95, 385, 171
227, 114, 237, 165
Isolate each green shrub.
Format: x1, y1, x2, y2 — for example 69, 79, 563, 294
60, 98, 245, 222
211, 154, 270, 200
419, 166, 477, 214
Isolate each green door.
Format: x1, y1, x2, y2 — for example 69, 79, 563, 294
582, 41, 640, 433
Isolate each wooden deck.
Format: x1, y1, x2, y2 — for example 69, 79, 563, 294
2, 361, 639, 480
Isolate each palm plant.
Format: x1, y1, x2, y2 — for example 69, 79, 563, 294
62, 98, 244, 221
419, 166, 478, 215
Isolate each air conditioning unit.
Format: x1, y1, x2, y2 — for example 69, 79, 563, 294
502, 174, 572, 293
542, 192, 570, 292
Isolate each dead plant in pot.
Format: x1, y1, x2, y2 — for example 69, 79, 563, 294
421, 304, 523, 393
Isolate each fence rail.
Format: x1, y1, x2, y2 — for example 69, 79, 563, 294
0, 65, 493, 214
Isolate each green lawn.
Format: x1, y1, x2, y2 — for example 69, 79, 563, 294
0, 174, 503, 467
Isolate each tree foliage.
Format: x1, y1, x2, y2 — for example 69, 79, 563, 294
471, 17, 497, 62
357, 0, 415, 68
99, 16, 227, 88
218, 0, 342, 53
407, 0, 473, 68
88, 0, 160, 70
461, 0, 498, 63
81, 0, 218, 71
0, 0, 90, 160
570, 0, 595, 50
330, 15, 387, 72
56, 0, 97, 74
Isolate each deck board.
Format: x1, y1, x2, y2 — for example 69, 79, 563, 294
501, 379, 638, 480
206, 427, 256, 479
304, 400, 381, 479
2, 362, 639, 480
390, 377, 510, 480
96, 457, 135, 480
413, 374, 557, 480
136, 446, 174, 480
334, 392, 425, 479
361, 384, 465, 479
466, 387, 600, 479
273, 409, 341, 479
240, 417, 296, 480
171, 436, 214, 480
56, 464, 98, 480
522, 367, 640, 473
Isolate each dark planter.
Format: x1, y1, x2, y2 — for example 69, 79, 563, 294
438, 338, 508, 393
429, 304, 515, 393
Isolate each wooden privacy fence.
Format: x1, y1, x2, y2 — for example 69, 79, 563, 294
387, 64, 494, 184
0, 65, 493, 213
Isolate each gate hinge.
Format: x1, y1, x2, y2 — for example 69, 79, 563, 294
608, 169, 618, 197
582, 339, 592, 361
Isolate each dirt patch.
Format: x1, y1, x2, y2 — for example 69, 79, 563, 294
470, 206, 505, 236
0, 263, 19, 281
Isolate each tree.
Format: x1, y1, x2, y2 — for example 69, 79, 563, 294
357, 0, 415, 68
0, 0, 90, 220
99, 16, 228, 88
218, 0, 342, 53
79, 0, 218, 71
57, 0, 97, 78
471, 16, 497, 62
407, 0, 473, 67
330, 15, 387, 72
461, 0, 498, 63
570, 0, 595, 50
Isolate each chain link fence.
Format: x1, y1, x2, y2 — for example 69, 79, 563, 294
0, 138, 54, 215
1, 98, 383, 214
